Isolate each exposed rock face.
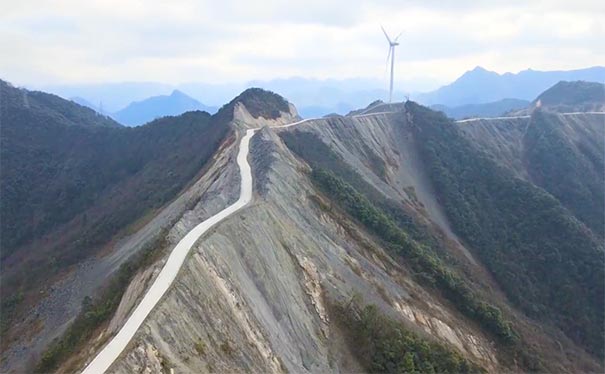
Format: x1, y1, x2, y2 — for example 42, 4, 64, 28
71, 99, 601, 374
104, 116, 501, 374
276, 112, 479, 266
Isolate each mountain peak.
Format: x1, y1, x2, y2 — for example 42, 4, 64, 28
464, 66, 497, 77
471, 66, 488, 73
217, 87, 292, 121
170, 89, 188, 97
112, 90, 215, 126
417, 66, 605, 106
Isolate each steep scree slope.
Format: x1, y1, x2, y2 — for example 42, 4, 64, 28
94, 102, 601, 374
104, 124, 501, 374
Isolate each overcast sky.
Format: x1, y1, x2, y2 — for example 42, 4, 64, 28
1, 0, 604, 90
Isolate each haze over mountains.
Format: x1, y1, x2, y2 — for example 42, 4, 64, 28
33, 66, 604, 124
111, 90, 217, 127
418, 66, 605, 106
431, 98, 530, 120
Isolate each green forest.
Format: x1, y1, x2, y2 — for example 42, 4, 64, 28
0, 81, 231, 340
525, 110, 604, 237
406, 101, 604, 357
333, 302, 484, 373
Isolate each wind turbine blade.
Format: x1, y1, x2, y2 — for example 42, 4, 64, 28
394, 31, 404, 42
381, 25, 392, 44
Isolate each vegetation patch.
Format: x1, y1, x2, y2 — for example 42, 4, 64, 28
35, 230, 168, 373
215, 87, 290, 122
331, 299, 485, 373
220, 340, 235, 356
311, 168, 518, 347
194, 340, 207, 355
524, 110, 604, 237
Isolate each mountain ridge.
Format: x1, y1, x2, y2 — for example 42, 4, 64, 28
431, 98, 530, 119
0, 79, 234, 373
417, 66, 605, 106
1, 82, 603, 374
112, 90, 217, 126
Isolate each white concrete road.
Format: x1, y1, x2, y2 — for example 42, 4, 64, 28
81, 108, 604, 373
456, 111, 604, 123
81, 111, 360, 373
81, 129, 256, 374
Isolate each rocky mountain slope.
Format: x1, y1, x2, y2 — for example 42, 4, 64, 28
73, 99, 602, 373
2, 84, 603, 374
460, 111, 604, 237
86, 111, 506, 374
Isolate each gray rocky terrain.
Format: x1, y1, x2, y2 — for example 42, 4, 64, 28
23, 98, 603, 374
99, 115, 500, 374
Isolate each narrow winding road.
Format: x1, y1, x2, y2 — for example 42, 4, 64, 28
82, 129, 256, 374
456, 111, 604, 123
81, 108, 604, 373
82, 110, 393, 371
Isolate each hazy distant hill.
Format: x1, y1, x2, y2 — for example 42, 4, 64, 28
506, 80, 605, 116
112, 90, 217, 126
42, 82, 174, 113
69, 96, 103, 112
417, 66, 605, 106
534, 81, 605, 111
0, 81, 120, 130
431, 98, 530, 119
40, 78, 417, 118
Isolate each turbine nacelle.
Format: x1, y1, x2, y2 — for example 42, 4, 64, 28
380, 25, 403, 103
381, 25, 403, 45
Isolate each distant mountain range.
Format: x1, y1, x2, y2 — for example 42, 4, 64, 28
70, 90, 217, 126
111, 90, 217, 126
39, 79, 420, 119
416, 66, 605, 106
34, 66, 605, 120
431, 98, 530, 120
69, 96, 105, 113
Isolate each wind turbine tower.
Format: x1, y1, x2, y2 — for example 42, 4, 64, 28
381, 26, 402, 103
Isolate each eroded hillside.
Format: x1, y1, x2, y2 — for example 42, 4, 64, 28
98, 115, 502, 374
4, 84, 603, 374
73, 99, 602, 374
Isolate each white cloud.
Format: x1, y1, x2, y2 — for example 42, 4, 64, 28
0, 0, 603, 87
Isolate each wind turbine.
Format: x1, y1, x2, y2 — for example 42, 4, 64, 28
381, 26, 402, 103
